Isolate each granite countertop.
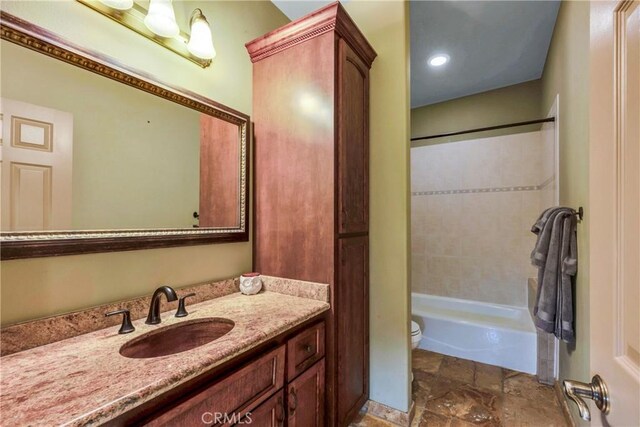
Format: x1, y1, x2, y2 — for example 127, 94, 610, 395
0, 291, 329, 426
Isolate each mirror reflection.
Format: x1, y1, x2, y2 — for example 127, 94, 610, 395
0, 39, 241, 232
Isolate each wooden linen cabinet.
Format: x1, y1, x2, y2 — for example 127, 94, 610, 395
246, 3, 376, 425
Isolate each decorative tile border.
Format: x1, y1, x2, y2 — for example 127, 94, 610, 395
412, 176, 555, 197
538, 175, 555, 190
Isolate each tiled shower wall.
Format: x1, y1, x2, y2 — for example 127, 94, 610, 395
411, 130, 556, 307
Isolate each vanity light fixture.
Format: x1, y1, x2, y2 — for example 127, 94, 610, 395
76, 0, 213, 68
187, 9, 216, 60
144, 0, 180, 38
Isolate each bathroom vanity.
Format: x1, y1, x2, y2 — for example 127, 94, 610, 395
0, 280, 330, 426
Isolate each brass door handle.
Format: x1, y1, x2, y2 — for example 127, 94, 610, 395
563, 374, 610, 421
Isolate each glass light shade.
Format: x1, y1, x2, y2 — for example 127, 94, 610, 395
144, 0, 179, 38
187, 9, 216, 60
99, 0, 133, 10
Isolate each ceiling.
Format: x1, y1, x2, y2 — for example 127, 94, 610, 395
270, 1, 560, 109
271, 1, 348, 21
410, 1, 560, 108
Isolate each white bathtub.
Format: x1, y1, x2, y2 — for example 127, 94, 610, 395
412, 292, 536, 374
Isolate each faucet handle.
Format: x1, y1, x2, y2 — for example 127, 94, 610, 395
105, 309, 135, 334
175, 293, 196, 318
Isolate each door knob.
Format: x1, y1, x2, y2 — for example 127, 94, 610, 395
563, 374, 610, 421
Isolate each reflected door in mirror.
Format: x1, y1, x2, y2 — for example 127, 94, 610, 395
199, 115, 240, 228
0, 98, 73, 231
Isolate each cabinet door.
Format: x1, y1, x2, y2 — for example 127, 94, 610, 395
337, 38, 369, 235
287, 359, 325, 427
238, 390, 285, 427
145, 346, 285, 427
336, 236, 369, 424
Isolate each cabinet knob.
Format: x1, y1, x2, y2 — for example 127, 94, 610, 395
303, 344, 314, 354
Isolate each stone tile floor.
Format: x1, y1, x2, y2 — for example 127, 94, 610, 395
351, 349, 568, 427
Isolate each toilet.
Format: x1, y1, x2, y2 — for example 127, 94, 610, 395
411, 321, 423, 349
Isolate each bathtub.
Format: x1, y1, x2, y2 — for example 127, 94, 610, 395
412, 292, 536, 374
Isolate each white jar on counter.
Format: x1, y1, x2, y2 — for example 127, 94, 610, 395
239, 272, 262, 295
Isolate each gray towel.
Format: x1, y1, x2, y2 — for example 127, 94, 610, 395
530, 207, 578, 342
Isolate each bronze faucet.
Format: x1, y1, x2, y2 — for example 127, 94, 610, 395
146, 285, 178, 324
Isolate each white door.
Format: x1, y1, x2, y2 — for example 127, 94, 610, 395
0, 98, 73, 231
589, 1, 640, 425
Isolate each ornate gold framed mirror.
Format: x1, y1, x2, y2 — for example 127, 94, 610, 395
0, 12, 249, 259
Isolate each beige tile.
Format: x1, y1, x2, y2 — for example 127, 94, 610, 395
503, 372, 558, 402
410, 405, 426, 427
349, 413, 398, 427
410, 351, 567, 427
417, 410, 452, 427
474, 363, 503, 392
438, 356, 475, 383
424, 384, 501, 426
501, 393, 568, 427
412, 234, 426, 255
413, 349, 444, 374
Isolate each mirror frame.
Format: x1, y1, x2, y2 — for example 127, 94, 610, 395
0, 11, 249, 260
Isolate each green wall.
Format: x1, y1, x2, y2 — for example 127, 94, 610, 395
345, 0, 411, 413
0, 0, 289, 326
0, 0, 413, 416
2, 41, 201, 230
411, 79, 543, 146
540, 1, 590, 424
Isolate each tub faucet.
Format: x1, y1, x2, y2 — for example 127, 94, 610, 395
146, 285, 178, 325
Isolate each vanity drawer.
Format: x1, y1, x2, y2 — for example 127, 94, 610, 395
146, 345, 285, 427
287, 322, 325, 380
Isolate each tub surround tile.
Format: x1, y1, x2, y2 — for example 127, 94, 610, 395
411, 131, 556, 308
528, 277, 557, 385
0, 291, 329, 426
411, 349, 568, 426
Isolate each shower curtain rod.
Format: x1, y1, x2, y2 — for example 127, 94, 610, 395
411, 117, 556, 142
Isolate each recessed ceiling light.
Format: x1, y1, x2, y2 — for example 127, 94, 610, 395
428, 54, 450, 67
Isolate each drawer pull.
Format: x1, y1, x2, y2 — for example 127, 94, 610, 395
303, 344, 314, 354
276, 395, 285, 424
288, 387, 298, 416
